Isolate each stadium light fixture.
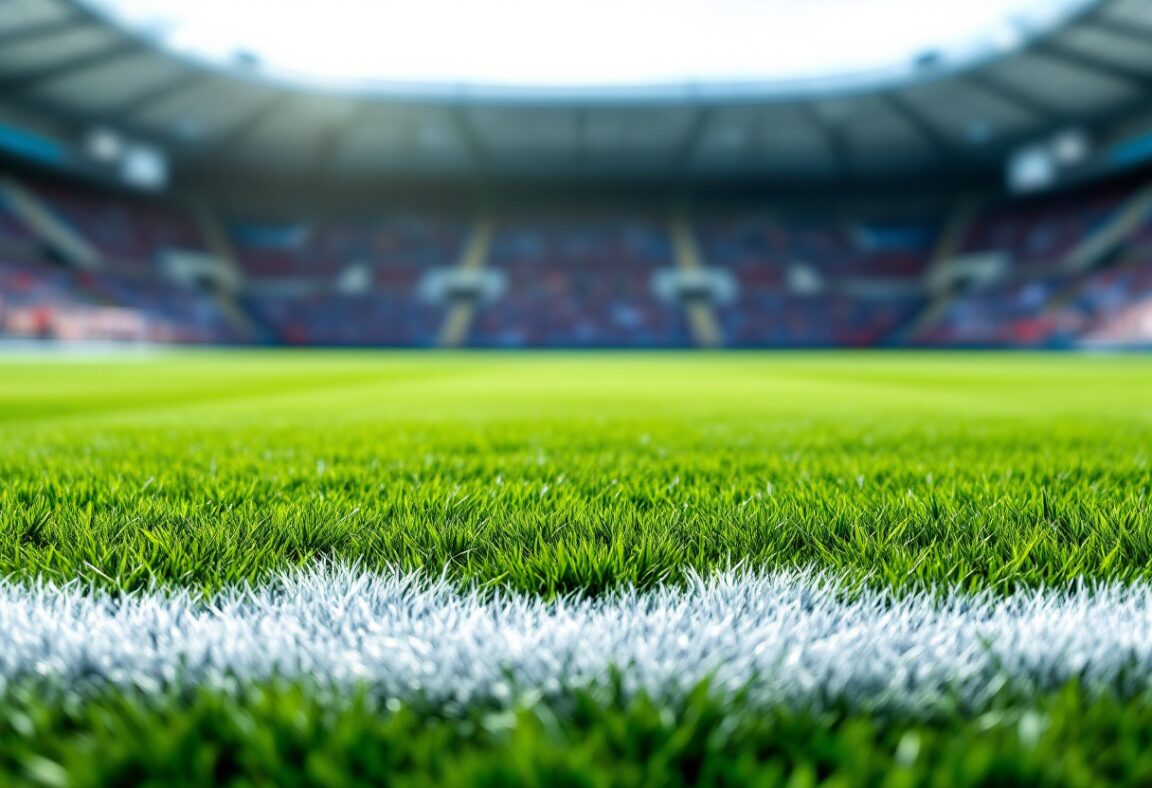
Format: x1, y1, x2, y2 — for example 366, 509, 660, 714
120, 142, 168, 190
1051, 128, 1090, 166
85, 126, 124, 163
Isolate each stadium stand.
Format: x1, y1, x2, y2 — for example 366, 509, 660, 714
695, 208, 932, 346
1051, 248, 1152, 346
230, 214, 467, 345
0, 198, 35, 249
469, 214, 690, 348
0, 177, 240, 343
3, 170, 1152, 349
26, 181, 210, 275
916, 179, 1152, 347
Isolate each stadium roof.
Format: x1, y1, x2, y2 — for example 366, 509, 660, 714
0, 0, 1151, 182
78, 0, 1091, 95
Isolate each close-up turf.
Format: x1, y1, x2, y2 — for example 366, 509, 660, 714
2, 350, 1152, 785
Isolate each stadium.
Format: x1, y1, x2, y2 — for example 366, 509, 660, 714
1, 0, 1151, 783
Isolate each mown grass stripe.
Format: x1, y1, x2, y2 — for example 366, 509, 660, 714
3, 353, 1150, 596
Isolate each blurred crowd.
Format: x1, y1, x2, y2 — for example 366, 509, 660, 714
470, 216, 688, 347
1, 171, 1150, 348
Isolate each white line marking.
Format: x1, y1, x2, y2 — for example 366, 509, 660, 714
3, 568, 1152, 713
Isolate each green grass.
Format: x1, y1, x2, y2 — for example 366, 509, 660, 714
2, 351, 1150, 594
5, 680, 1152, 787
4, 350, 1152, 784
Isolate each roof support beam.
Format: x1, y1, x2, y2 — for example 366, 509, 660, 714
0, 17, 87, 47
1031, 41, 1152, 89
882, 93, 959, 160
101, 70, 208, 121
962, 71, 1066, 123
449, 106, 490, 181
798, 103, 850, 178
204, 92, 294, 159
573, 107, 589, 167
0, 41, 140, 95
312, 103, 373, 185
673, 106, 713, 178
1084, 15, 1152, 43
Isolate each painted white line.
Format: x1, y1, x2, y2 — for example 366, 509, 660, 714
3, 568, 1152, 713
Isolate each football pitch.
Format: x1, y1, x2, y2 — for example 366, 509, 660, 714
2, 351, 1152, 785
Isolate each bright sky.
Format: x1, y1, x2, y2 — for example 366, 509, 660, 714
86, 0, 1093, 91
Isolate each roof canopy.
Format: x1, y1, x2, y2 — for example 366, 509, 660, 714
0, 0, 1150, 183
